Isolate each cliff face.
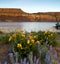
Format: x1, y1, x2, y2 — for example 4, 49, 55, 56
0, 8, 60, 22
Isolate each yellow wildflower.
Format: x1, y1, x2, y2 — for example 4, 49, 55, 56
20, 30, 24, 33
17, 43, 20, 47
29, 35, 33, 39
44, 31, 47, 35
50, 34, 53, 36
27, 40, 30, 44
31, 39, 35, 44
36, 41, 40, 44
34, 35, 37, 38
17, 43, 22, 49
21, 34, 25, 38
9, 36, 13, 41
12, 33, 16, 38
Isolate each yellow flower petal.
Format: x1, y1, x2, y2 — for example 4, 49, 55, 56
17, 43, 22, 49
36, 41, 40, 44
27, 40, 30, 44
31, 39, 35, 44
17, 43, 20, 47
51, 34, 53, 36
12, 33, 16, 38
9, 36, 13, 41
29, 35, 33, 39
34, 35, 37, 38
21, 34, 25, 38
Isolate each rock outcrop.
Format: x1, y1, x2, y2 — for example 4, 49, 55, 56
0, 8, 60, 22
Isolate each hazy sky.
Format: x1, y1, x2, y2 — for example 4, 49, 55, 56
0, 0, 60, 13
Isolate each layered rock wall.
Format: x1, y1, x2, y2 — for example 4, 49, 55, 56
0, 8, 60, 22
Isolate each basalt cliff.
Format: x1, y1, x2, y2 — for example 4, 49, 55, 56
0, 8, 60, 22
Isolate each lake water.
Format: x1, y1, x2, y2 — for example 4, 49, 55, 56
0, 22, 59, 32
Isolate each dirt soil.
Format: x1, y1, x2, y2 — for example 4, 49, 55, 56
0, 44, 11, 64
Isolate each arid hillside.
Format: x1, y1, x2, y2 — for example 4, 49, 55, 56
0, 8, 60, 22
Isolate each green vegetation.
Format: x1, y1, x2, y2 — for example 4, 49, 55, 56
8, 31, 57, 58
0, 30, 60, 63
56, 33, 60, 46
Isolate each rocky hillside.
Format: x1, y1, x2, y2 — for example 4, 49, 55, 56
0, 8, 60, 22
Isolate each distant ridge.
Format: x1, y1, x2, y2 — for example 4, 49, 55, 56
0, 8, 60, 22
0, 8, 25, 13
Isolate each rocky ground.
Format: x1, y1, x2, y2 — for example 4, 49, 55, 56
54, 33, 60, 63
0, 44, 11, 64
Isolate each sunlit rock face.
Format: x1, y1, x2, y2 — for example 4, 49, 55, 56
0, 8, 60, 22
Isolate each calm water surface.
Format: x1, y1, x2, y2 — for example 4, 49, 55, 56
0, 22, 59, 32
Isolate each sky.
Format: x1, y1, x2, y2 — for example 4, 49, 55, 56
0, 0, 60, 13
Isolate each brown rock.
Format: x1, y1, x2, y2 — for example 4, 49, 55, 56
0, 8, 60, 22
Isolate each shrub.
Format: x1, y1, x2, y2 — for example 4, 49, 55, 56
8, 31, 57, 59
